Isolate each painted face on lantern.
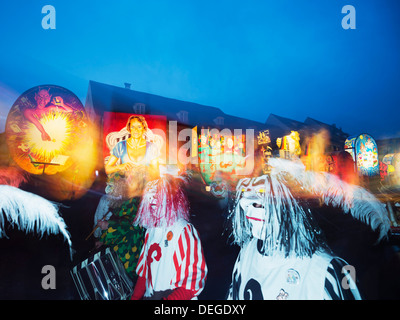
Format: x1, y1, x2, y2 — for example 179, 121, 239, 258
34, 89, 52, 108
239, 177, 267, 240
129, 118, 145, 139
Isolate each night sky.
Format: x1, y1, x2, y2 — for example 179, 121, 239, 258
1, 0, 399, 139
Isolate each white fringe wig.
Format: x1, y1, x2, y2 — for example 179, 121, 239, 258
268, 158, 390, 242
228, 158, 390, 258
229, 174, 329, 258
134, 174, 190, 229
0, 168, 73, 259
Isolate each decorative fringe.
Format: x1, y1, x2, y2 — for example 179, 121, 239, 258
229, 175, 327, 258
228, 158, 391, 258
0, 185, 74, 259
269, 158, 391, 242
134, 174, 190, 228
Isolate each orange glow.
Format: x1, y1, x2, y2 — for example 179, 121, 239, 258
305, 129, 330, 172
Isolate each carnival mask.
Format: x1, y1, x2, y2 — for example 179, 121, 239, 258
238, 177, 268, 240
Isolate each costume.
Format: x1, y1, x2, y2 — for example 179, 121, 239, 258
99, 138, 159, 280
112, 140, 159, 166
227, 158, 390, 300
131, 173, 208, 300
99, 196, 144, 280
93, 195, 113, 238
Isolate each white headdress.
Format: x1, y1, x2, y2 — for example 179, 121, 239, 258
0, 168, 74, 259
228, 158, 390, 258
268, 158, 390, 242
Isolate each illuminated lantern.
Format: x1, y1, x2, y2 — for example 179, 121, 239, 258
344, 134, 379, 177
382, 153, 400, 187
257, 129, 272, 174
6, 85, 88, 175
198, 130, 247, 197
277, 131, 301, 160
5, 85, 95, 200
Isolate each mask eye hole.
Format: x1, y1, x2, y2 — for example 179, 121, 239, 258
255, 187, 265, 198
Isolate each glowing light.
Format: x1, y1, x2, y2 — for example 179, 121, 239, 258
23, 112, 73, 162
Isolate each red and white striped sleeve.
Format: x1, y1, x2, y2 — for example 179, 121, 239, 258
136, 232, 149, 278
172, 224, 207, 297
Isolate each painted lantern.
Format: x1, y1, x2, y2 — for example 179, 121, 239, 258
5, 85, 95, 200
198, 129, 247, 198
344, 134, 379, 176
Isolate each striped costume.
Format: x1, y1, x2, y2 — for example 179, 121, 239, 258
227, 239, 361, 300
135, 218, 207, 299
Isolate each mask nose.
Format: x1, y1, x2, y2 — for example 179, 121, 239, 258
240, 197, 264, 211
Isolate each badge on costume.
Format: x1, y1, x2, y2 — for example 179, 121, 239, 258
286, 269, 300, 285
165, 231, 173, 247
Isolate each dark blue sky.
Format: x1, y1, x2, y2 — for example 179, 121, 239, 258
1, 0, 399, 139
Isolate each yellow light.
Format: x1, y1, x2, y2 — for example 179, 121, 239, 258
23, 112, 73, 162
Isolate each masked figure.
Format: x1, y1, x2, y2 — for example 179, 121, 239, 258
131, 172, 208, 300
227, 158, 390, 300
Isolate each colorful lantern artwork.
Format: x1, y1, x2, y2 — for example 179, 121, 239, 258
277, 131, 301, 160
382, 153, 400, 186
198, 130, 247, 196
102, 111, 167, 165
257, 129, 272, 174
344, 134, 379, 176
5, 85, 97, 201
6, 85, 89, 175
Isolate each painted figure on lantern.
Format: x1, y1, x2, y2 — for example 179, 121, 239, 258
105, 115, 160, 180
23, 88, 76, 141
6, 85, 89, 176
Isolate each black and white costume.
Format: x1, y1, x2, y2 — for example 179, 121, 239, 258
227, 159, 390, 300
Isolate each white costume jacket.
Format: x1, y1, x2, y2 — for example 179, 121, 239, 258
136, 219, 207, 299
227, 239, 361, 300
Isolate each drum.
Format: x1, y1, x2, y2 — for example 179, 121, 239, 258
70, 247, 133, 300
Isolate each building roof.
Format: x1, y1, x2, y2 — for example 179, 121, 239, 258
266, 114, 306, 131
85, 80, 266, 131
304, 117, 349, 139
85, 81, 348, 147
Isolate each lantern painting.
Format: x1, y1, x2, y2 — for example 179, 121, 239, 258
198, 130, 247, 188
6, 85, 89, 175
277, 131, 301, 160
257, 129, 272, 174
382, 153, 400, 187
102, 111, 167, 166
344, 134, 379, 176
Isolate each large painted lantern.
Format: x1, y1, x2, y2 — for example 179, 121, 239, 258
276, 131, 301, 160
257, 129, 272, 174
6, 85, 88, 175
198, 129, 247, 198
5, 85, 95, 200
382, 153, 400, 187
344, 133, 379, 176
